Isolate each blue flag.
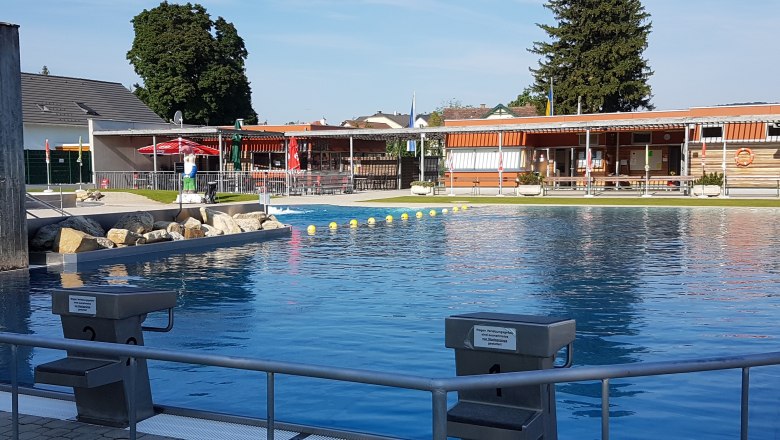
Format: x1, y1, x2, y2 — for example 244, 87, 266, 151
545, 79, 554, 116
407, 92, 416, 152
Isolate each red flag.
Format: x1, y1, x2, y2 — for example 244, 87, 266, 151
498, 150, 503, 172
586, 148, 592, 171
288, 137, 301, 171
45, 139, 51, 164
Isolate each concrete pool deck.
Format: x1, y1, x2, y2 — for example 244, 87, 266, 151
28, 186, 742, 219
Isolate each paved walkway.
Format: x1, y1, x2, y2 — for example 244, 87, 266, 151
0, 411, 176, 439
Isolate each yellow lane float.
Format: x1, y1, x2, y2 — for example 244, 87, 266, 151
349, 219, 358, 228
385, 215, 393, 223
367, 217, 376, 225
429, 210, 437, 217
416, 211, 423, 218
329, 222, 338, 230
401, 212, 409, 220
307, 225, 316, 234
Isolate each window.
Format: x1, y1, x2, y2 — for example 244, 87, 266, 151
767, 123, 780, 139
701, 126, 723, 139
578, 133, 600, 146
449, 149, 524, 170
632, 132, 652, 144
74, 102, 100, 116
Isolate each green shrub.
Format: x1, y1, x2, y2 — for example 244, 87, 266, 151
410, 180, 435, 188
693, 172, 723, 186
514, 172, 544, 185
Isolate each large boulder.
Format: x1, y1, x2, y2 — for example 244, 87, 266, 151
183, 228, 205, 239
201, 224, 223, 237
30, 224, 61, 251
95, 237, 116, 249
58, 216, 105, 238
153, 221, 183, 235
55, 228, 99, 254
182, 217, 202, 230
143, 230, 171, 244
261, 220, 285, 230
169, 231, 185, 241
107, 228, 146, 246
234, 217, 262, 232
112, 211, 154, 234
200, 207, 242, 235
233, 212, 268, 223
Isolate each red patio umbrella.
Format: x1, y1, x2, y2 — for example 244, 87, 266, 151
138, 138, 219, 156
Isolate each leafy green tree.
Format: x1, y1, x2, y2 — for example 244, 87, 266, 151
528, 0, 654, 114
508, 87, 546, 115
427, 111, 443, 127
127, 2, 257, 125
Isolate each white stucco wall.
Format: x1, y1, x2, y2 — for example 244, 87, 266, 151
24, 123, 88, 149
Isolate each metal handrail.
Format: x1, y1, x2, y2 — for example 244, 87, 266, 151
0, 331, 778, 440
25, 192, 71, 217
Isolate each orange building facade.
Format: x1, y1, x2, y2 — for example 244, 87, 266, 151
442, 104, 780, 187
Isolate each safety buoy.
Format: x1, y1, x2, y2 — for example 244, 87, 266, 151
735, 147, 754, 167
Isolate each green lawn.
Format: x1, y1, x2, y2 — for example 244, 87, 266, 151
371, 195, 780, 207
103, 189, 258, 204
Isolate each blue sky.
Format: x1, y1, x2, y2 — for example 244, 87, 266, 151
5, 0, 779, 124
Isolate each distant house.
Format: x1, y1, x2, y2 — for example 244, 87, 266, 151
343, 110, 429, 129
21, 73, 164, 184
443, 103, 537, 120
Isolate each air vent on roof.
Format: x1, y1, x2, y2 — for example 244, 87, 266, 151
36, 104, 50, 112
74, 102, 100, 116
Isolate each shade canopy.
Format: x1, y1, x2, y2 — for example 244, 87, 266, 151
138, 138, 219, 156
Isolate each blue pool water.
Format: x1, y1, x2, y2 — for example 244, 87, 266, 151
2, 205, 780, 439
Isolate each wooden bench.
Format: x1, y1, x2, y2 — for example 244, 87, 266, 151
593, 175, 646, 190
725, 175, 780, 197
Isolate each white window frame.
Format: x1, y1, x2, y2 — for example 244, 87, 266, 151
448, 148, 524, 171
578, 133, 600, 146
631, 132, 652, 144
766, 122, 780, 142
701, 124, 724, 142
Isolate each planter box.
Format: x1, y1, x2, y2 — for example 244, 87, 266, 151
411, 185, 432, 195
692, 184, 721, 197
516, 184, 543, 196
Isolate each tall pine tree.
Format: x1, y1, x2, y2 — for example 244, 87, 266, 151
529, 0, 654, 114
127, 2, 257, 125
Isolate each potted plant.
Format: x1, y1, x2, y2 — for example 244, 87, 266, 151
514, 172, 544, 196
692, 172, 723, 197
410, 180, 434, 195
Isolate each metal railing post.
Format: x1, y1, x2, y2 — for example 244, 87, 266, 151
267, 372, 275, 440
741, 367, 749, 440
11, 344, 19, 440
128, 357, 137, 440
432, 389, 447, 440
601, 378, 610, 440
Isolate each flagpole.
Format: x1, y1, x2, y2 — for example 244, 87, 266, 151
44, 138, 53, 193
448, 149, 455, 196
77, 136, 83, 190
584, 129, 593, 197
642, 143, 652, 197
152, 135, 157, 190
720, 125, 728, 198
497, 131, 504, 196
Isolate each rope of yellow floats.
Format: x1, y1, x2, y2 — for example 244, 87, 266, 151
306, 205, 470, 235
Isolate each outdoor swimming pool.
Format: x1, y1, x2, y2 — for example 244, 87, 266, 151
2, 205, 779, 439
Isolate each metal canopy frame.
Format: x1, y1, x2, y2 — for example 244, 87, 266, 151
283, 114, 780, 141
